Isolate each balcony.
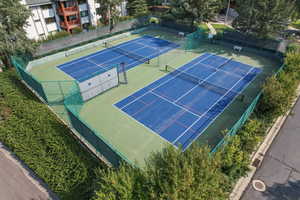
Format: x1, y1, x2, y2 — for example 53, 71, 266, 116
60, 19, 81, 29
57, 6, 78, 16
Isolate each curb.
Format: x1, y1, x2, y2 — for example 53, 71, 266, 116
206, 23, 217, 35
229, 85, 300, 200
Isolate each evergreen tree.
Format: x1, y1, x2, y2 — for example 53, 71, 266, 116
168, 0, 222, 27
127, 0, 149, 17
0, 0, 35, 68
233, 0, 295, 38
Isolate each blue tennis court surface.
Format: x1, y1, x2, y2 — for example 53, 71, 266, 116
115, 53, 262, 150
58, 35, 179, 82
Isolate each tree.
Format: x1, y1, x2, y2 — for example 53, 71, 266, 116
93, 145, 230, 200
233, 0, 295, 38
97, 0, 122, 30
168, 0, 222, 27
292, 0, 300, 19
0, 0, 35, 68
127, 0, 149, 17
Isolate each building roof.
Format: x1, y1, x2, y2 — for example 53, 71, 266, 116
25, 0, 52, 6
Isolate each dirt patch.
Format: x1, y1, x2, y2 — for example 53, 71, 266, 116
0, 106, 12, 122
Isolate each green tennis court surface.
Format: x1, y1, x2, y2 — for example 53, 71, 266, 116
28, 28, 280, 166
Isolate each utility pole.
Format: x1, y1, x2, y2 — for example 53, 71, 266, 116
225, 0, 231, 24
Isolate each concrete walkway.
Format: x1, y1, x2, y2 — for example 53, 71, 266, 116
241, 98, 300, 200
0, 143, 57, 200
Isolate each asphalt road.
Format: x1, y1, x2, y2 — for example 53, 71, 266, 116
0, 143, 56, 200
242, 98, 300, 200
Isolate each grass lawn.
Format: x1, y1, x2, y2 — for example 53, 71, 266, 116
211, 23, 234, 34
291, 20, 300, 29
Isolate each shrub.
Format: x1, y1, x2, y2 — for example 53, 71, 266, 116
257, 76, 292, 119
149, 17, 160, 24
0, 70, 101, 199
72, 27, 83, 34
287, 43, 300, 53
93, 146, 230, 200
118, 15, 134, 22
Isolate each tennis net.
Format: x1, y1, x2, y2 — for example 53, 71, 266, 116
166, 65, 239, 96
105, 42, 150, 64
217, 58, 233, 69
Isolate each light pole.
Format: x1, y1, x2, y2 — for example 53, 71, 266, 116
225, 0, 231, 24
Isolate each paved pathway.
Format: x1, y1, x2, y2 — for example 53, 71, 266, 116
241, 98, 300, 200
0, 143, 57, 200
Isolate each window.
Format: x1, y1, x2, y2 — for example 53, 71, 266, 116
45, 17, 56, 24
68, 15, 77, 21
80, 10, 89, 17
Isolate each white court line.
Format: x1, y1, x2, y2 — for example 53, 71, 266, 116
69, 45, 148, 78
59, 37, 147, 69
112, 104, 178, 149
172, 67, 255, 145
200, 61, 247, 78
118, 54, 213, 110
67, 37, 174, 78
150, 91, 200, 118
174, 62, 226, 103
182, 67, 259, 151
123, 45, 177, 70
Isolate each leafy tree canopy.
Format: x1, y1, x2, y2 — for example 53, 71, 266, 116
127, 0, 149, 17
96, 0, 123, 27
168, 0, 222, 26
233, 0, 295, 38
0, 0, 35, 67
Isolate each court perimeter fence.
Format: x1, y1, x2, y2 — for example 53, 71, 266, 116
184, 28, 286, 153
11, 23, 285, 167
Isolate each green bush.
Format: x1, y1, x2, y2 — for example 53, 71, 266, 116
118, 15, 134, 22
72, 27, 83, 34
291, 20, 300, 29
149, 17, 159, 24
258, 76, 292, 119
287, 43, 300, 53
0, 70, 102, 200
93, 146, 230, 200
39, 31, 71, 43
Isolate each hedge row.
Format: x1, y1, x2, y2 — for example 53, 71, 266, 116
0, 70, 103, 200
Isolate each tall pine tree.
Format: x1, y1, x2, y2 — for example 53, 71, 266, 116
233, 0, 295, 38
127, 0, 149, 17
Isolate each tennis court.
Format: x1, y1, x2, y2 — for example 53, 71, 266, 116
115, 53, 262, 150
58, 35, 179, 82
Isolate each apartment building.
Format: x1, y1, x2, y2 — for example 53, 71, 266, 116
21, 0, 127, 40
